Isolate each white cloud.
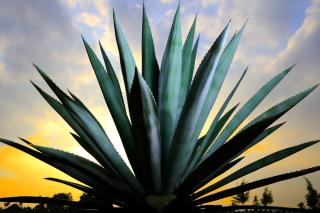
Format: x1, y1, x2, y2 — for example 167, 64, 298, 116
161, 0, 175, 3
93, 0, 109, 16
201, 0, 220, 7
76, 12, 102, 27
266, 0, 320, 85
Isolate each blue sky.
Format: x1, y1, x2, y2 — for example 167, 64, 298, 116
0, 0, 320, 207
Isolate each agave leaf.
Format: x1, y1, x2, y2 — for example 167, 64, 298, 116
164, 21, 230, 193
177, 110, 285, 195
159, 5, 183, 172
194, 166, 320, 204
178, 15, 197, 113
182, 103, 239, 180
0, 139, 108, 193
142, 4, 160, 102
190, 21, 246, 141
99, 42, 125, 108
82, 39, 140, 178
190, 156, 245, 195
44, 177, 98, 195
169, 21, 247, 188
45, 177, 124, 206
0, 196, 101, 208
129, 70, 161, 194
243, 84, 319, 130
226, 85, 318, 163
200, 68, 247, 155
33, 66, 145, 195
194, 140, 319, 198
2, 138, 138, 203
31, 82, 118, 176
113, 10, 136, 94
204, 65, 295, 160
24, 140, 134, 196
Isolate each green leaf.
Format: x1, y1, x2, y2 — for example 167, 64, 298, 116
182, 103, 239, 180
159, 5, 183, 173
129, 70, 161, 194
230, 122, 286, 161
32, 67, 145, 195
204, 64, 295, 160
31, 82, 119, 176
44, 177, 124, 206
164, 22, 230, 193
142, 4, 160, 102
99, 42, 125, 108
190, 156, 245, 195
177, 110, 285, 195
113, 9, 136, 94
194, 166, 320, 204
178, 15, 197, 113
44, 177, 98, 195
201, 67, 247, 149
194, 140, 319, 198
0, 139, 108, 193
26, 141, 134, 196
243, 84, 319, 130
82, 39, 140, 179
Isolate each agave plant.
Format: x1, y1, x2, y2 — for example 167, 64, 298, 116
0, 4, 319, 213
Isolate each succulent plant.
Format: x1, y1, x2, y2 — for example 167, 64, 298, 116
0, 4, 319, 213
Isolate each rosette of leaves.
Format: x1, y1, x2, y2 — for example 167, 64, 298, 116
1, 4, 319, 213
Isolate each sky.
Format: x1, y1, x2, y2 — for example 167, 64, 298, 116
0, 0, 320, 208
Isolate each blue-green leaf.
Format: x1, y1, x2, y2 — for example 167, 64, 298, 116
113, 10, 136, 94
194, 140, 319, 198
142, 4, 160, 102
164, 21, 230, 193
129, 70, 161, 194
159, 5, 183, 177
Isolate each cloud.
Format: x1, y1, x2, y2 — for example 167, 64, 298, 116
76, 12, 102, 27
160, 0, 175, 4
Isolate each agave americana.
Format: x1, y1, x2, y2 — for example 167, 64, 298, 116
0, 4, 319, 213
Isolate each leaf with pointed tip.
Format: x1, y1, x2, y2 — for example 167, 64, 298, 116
159, 5, 183, 172
45, 177, 124, 206
178, 15, 197, 113
26, 141, 133, 196
142, 5, 160, 102
82, 40, 140, 178
32, 82, 118, 176
194, 140, 319, 198
204, 65, 295, 160
129, 70, 161, 194
113, 10, 136, 94
243, 84, 319, 131
229, 122, 286, 162
0, 139, 110, 194
194, 166, 320, 204
165, 22, 230, 193
99, 42, 125, 108
182, 103, 239, 180
45, 177, 97, 195
190, 156, 245, 195
177, 111, 285, 195
201, 68, 247, 152
33, 67, 145, 195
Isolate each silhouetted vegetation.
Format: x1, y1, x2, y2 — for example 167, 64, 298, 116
0, 193, 94, 213
297, 178, 320, 211
231, 180, 250, 205
260, 187, 274, 206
